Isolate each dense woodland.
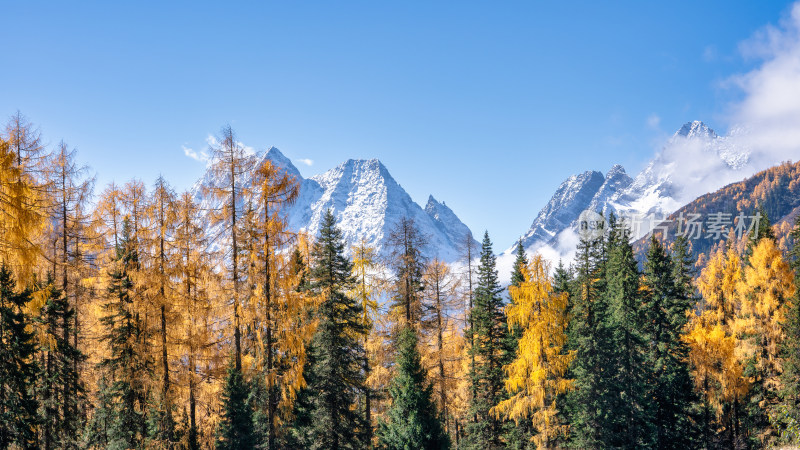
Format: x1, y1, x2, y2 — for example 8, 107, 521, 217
1, 114, 799, 449
632, 160, 800, 264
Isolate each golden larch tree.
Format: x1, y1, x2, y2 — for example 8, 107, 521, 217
202, 125, 256, 370
493, 255, 574, 449
350, 238, 381, 445
737, 236, 796, 442
421, 257, 464, 441
0, 136, 46, 282
248, 159, 317, 447
687, 244, 749, 444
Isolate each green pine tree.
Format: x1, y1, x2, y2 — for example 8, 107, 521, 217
0, 265, 39, 449
83, 374, 115, 448
463, 231, 511, 450
510, 241, 527, 288
377, 326, 449, 450
565, 229, 611, 449
38, 275, 85, 450
551, 260, 574, 449
284, 247, 315, 449
215, 360, 255, 450
604, 219, 650, 448
305, 209, 367, 449
642, 235, 699, 448
744, 205, 775, 264
146, 389, 177, 448
95, 218, 151, 450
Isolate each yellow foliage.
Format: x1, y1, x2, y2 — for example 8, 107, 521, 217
684, 318, 749, 417
421, 258, 465, 439
493, 255, 574, 449
696, 245, 742, 326
0, 137, 45, 282
245, 160, 318, 434
350, 238, 381, 331
737, 238, 796, 394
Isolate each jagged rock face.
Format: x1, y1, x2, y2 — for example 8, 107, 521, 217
196, 147, 476, 262
517, 170, 606, 250
425, 195, 476, 255
511, 121, 751, 257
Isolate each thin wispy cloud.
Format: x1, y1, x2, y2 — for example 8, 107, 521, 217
296, 158, 314, 166
204, 134, 256, 156
646, 1, 800, 207
647, 113, 661, 129
727, 1, 800, 166
182, 145, 209, 163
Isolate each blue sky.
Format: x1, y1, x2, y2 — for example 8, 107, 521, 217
1, 1, 795, 248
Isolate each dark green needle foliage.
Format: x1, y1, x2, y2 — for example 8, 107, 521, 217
0, 265, 39, 449
304, 209, 368, 449
463, 232, 511, 450
216, 361, 255, 450
377, 326, 449, 450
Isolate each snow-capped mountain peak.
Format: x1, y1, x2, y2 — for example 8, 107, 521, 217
507, 120, 753, 266
674, 120, 717, 139
606, 164, 627, 179
425, 195, 478, 251
192, 147, 477, 262
265, 146, 303, 180
514, 170, 605, 252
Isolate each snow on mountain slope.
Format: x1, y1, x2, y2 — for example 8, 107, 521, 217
516, 170, 605, 252
506, 121, 752, 269
607, 121, 751, 222
196, 147, 476, 263
425, 195, 475, 252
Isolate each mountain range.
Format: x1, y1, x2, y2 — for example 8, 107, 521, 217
507, 121, 753, 264
193, 120, 781, 276
196, 147, 478, 262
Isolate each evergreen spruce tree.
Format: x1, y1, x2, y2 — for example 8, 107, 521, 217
216, 360, 255, 450
305, 209, 367, 449
463, 231, 510, 450
604, 219, 649, 448
642, 235, 699, 448
552, 260, 573, 448
38, 275, 84, 450
96, 219, 151, 449
146, 390, 177, 448
565, 229, 611, 448
0, 265, 39, 449
510, 241, 527, 288
779, 215, 800, 441
377, 326, 449, 449
83, 374, 114, 448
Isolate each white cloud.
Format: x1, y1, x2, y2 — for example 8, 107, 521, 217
647, 2, 800, 207
182, 145, 209, 163
703, 45, 717, 62
726, 2, 800, 167
204, 133, 256, 156
296, 158, 314, 166
647, 113, 661, 129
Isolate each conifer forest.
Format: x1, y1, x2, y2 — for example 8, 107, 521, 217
2, 114, 800, 450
